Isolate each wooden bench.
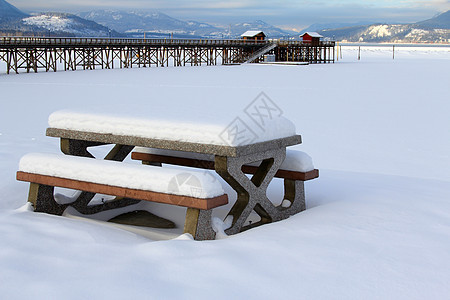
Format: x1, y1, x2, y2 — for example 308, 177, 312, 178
131, 148, 319, 213
132, 148, 319, 181
16, 153, 228, 240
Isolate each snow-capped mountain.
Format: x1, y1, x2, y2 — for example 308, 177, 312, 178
78, 10, 294, 38
359, 24, 449, 43
321, 23, 450, 43
319, 10, 450, 43
78, 10, 224, 38
22, 13, 117, 37
228, 20, 294, 38
0, 0, 117, 37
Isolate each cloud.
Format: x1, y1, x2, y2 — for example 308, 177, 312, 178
412, 0, 450, 11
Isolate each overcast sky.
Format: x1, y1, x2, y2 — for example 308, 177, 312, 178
9, 0, 450, 30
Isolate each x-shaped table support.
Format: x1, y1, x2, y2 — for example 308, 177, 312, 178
215, 147, 305, 235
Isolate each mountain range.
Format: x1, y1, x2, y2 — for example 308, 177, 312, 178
0, 0, 116, 36
0, 0, 293, 38
77, 10, 294, 38
22, 12, 117, 37
309, 11, 450, 43
0, 0, 449, 43
320, 23, 449, 43
77, 10, 223, 38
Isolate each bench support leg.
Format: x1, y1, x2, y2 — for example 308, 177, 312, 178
283, 179, 306, 213
184, 208, 215, 240
26, 182, 140, 216
28, 183, 66, 215
58, 139, 140, 214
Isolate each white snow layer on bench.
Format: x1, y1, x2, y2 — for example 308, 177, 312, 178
135, 147, 315, 172
19, 153, 224, 199
48, 110, 296, 146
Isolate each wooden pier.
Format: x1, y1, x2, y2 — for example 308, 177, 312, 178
275, 40, 335, 64
0, 37, 335, 74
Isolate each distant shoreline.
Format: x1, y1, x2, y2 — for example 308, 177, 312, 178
339, 42, 450, 47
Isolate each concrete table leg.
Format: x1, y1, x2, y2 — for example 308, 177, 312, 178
184, 208, 216, 240
282, 179, 306, 214
28, 183, 66, 215
215, 148, 287, 235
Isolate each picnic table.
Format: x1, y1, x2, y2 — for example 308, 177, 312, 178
17, 110, 318, 239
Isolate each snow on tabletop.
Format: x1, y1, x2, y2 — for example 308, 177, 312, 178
48, 110, 296, 147
135, 147, 315, 172
19, 153, 224, 199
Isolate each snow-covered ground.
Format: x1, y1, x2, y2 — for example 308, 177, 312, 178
1, 46, 449, 299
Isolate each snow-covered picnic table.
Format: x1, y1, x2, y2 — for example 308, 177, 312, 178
19, 110, 318, 238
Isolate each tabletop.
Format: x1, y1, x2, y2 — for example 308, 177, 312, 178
46, 109, 301, 157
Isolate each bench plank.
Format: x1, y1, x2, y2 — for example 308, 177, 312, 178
131, 152, 319, 181
17, 171, 228, 210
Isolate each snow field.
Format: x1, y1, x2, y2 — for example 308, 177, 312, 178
339, 44, 450, 61
0, 45, 449, 299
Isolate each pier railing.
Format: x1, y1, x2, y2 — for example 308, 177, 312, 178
276, 40, 336, 47
0, 37, 270, 47
0, 37, 335, 47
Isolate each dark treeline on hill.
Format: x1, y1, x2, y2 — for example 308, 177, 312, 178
0, 0, 27, 20
416, 10, 450, 29
0, 0, 29, 32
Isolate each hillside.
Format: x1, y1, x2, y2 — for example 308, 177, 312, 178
416, 10, 450, 29
319, 10, 450, 43
0, 0, 118, 37
228, 20, 294, 38
0, 0, 28, 21
78, 10, 222, 38
321, 23, 450, 43
22, 12, 118, 37
78, 10, 293, 38
0, 0, 29, 33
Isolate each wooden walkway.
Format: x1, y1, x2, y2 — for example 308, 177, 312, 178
0, 37, 335, 74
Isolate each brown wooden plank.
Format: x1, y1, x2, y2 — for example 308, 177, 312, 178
16, 171, 228, 210
131, 152, 319, 181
